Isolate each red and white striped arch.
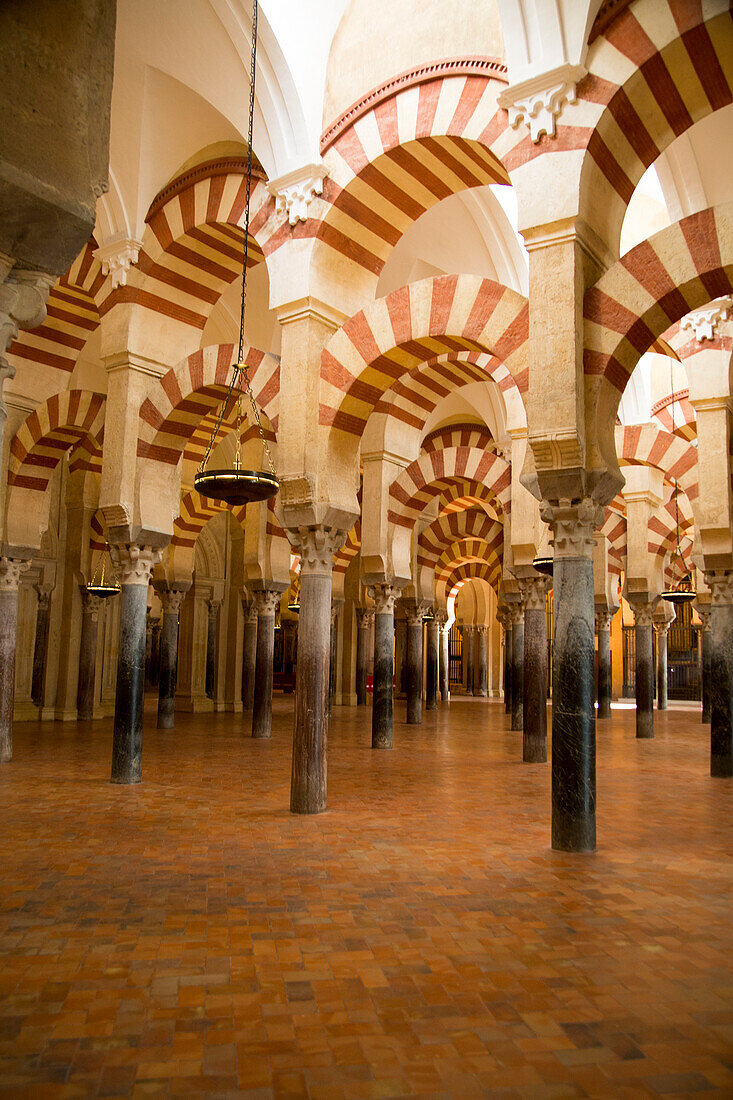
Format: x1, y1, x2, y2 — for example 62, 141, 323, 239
572, 1, 732, 251
389, 447, 511, 530
8, 390, 105, 493
438, 560, 503, 604
438, 480, 502, 520
138, 343, 280, 467
616, 423, 698, 502
418, 509, 503, 571
317, 62, 521, 277
333, 519, 361, 577
651, 390, 696, 442
321, 275, 528, 437
171, 491, 245, 551
421, 423, 494, 454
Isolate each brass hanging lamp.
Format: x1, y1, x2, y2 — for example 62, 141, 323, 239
194, 0, 278, 508
86, 543, 121, 600
661, 360, 695, 605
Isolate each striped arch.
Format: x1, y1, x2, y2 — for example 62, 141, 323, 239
321, 274, 528, 439
651, 390, 696, 442
435, 546, 503, 592
9, 390, 105, 491
438, 481, 501, 519
601, 506, 625, 577
171, 491, 244, 552
333, 519, 361, 577
584, 205, 733, 472
317, 64, 520, 278
389, 447, 511, 530
102, 159, 279, 332
615, 424, 698, 502
438, 560, 502, 605
138, 342, 280, 466
422, 423, 494, 453
574, 0, 733, 252
418, 509, 503, 570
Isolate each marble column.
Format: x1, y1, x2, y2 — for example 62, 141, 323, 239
632, 602, 655, 739
705, 571, 733, 778
328, 602, 341, 714
474, 625, 488, 697
502, 617, 512, 713
109, 544, 160, 784
156, 587, 186, 729
654, 620, 670, 711
251, 588, 280, 740
77, 589, 104, 719
543, 498, 602, 853
241, 599, 258, 712
520, 577, 549, 763
0, 557, 30, 762
595, 609, 614, 719
370, 583, 400, 749
405, 603, 426, 724
290, 527, 345, 813
31, 587, 52, 707
425, 615, 438, 710
698, 607, 712, 723
437, 612, 450, 701
463, 625, 474, 695
355, 607, 373, 706
509, 605, 524, 732
205, 598, 220, 700
395, 616, 407, 697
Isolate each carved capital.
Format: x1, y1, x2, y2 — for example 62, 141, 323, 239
705, 570, 733, 607
268, 163, 327, 225
0, 556, 30, 592
94, 235, 142, 290
207, 598, 222, 621
475, 624, 489, 637
632, 602, 656, 628
242, 599, 259, 625
35, 588, 52, 612
519, 575, 550, 611
595, 609, 615, 633
356, 607, 375, 629
681, 297, 731, 343
0, 267, 54, 405
694, 603, 712, 631
81, 589, 104, 618
109, 544, 161, 587
653, 621, 671, 637
368, 582, 401, 615
404, 601, 429, 627
507, 603, 524, 627
330, 599, 343, 625
253, 588, 281, 616
160, 587, 187, 616
291, 525, 347, 577
540, 497, 604, 560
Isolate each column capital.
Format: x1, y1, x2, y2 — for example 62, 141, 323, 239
330, 599, 344, 625
368, 582, 401, 614
539, 497, 605, 560
653, 621, 671, 637
507, 603, 524, 627
404, 601, 429, 627
253, 588, 281, 616
519, 575, 550, 610
594, 608, 615, 632
475, 624, 489, 637
631, 601, 656, 627
207, 597, 222, 621
160, 587, 188, 616
704, 570, 733, 606
289, 525, 348, 577
81, 588, 104, 618
35, 587, 52, 612
694, 603, 712, 631
356, 607, 375, 628
242, 599, 259, 624
0, 556, 30, 592
109, 543, 161, 587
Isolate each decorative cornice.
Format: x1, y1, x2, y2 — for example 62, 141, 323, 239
94, 236, 142, 290
681, 298, 732, 343
145, 156, 266, 223
498, 64, 587, 143
320, 56, 508, 153
268, 163, 327, 226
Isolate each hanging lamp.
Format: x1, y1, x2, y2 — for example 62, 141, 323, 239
194, 0, 278, 508
532, 556, 553, 576
288, 572, 301, 614
661, 360, 695, 605
86, 543, 121, 600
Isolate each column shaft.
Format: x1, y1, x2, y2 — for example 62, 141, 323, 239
31, 593, 51, 707
425, 618, 438, 710
464, 627, 474, 695
205, 601, 219, 699
702, 627, 712, 723
156, 588, 186, 730
291, 571, 331, 811
405, 613, 424, 724
596, 624, 612, 719
252, 593, 278, 740
372, 598, 396, 748
355, 610, 369, 706
475, 628, 488, 697
241, 607, 258, 711
504, 627, 512, 713
707, 574, 733, 778
111, 581, 149, 783
634, 614, 654, 739
511, 616, 524, 731
77, 594, 101, 720
438, 620, 450, 701
656, 627, 668, 711
0, 562, 24, 761
523, 604, 547, 763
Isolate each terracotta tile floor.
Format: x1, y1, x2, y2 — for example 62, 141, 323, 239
0, 697, 731, 1099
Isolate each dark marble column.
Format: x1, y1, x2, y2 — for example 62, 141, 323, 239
395, 616, 407, 697
355, 607, 373, 706
155, 586, 186, 729
502, 616, 512, 713
520, 576, 549, 763
463, 625, 474, 695
328, 601, 341, 714
705, 571, 733, 778
510, 606, 524, 731
77, 589, 103, 719
31, 587, 52, 707
205, 598, 220, 700
654, 620, 670, 711
595, 608, 614, 719
545, 499, 602, 853
0, 557, 30, 762
437, 612, 450, 701
425, 615, 438, 710
110, 544, 160, 784
474, 625, 488, 696
370, 583, 399, 749
632, 601, 655, 739
405, 603, 426, 724
697, 606, 712, 723
290, 527, 345, 813
252, 588, 280, 740
241, 599, 258, 712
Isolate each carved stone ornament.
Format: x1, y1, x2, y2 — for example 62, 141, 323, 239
253, 589, 281, 616
368, 583, 401, 614
294, 525, 348, 576
93, 236, 142, 290
705, 570, 733, 606
595, 609, 615, 632
693, 604, 712, 631
81, 590, 104, 618
0, 556, 30, 592
268, 163, 328, 225
404, 602, 429, 626
0, 264, 54, 404
207, 598, 221, 621
242, 600, 259, 624
161, 588, 187, 616
653, 620, 671, 637
330, 600, 343, 624
681, 297, 731, 343
539, 497, 605, 560
519, 575, 549, 610
356, 607, 375, 628
631, 602, 656, 627
435, 610, 449, 629
476, 624, 489, 637
109, 544, 162, 586
508, 603, 524, 627
498, 65, 587, 143
35, 588, 52, 612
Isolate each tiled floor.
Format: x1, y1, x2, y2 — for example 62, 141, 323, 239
0, 697, 731, 1099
